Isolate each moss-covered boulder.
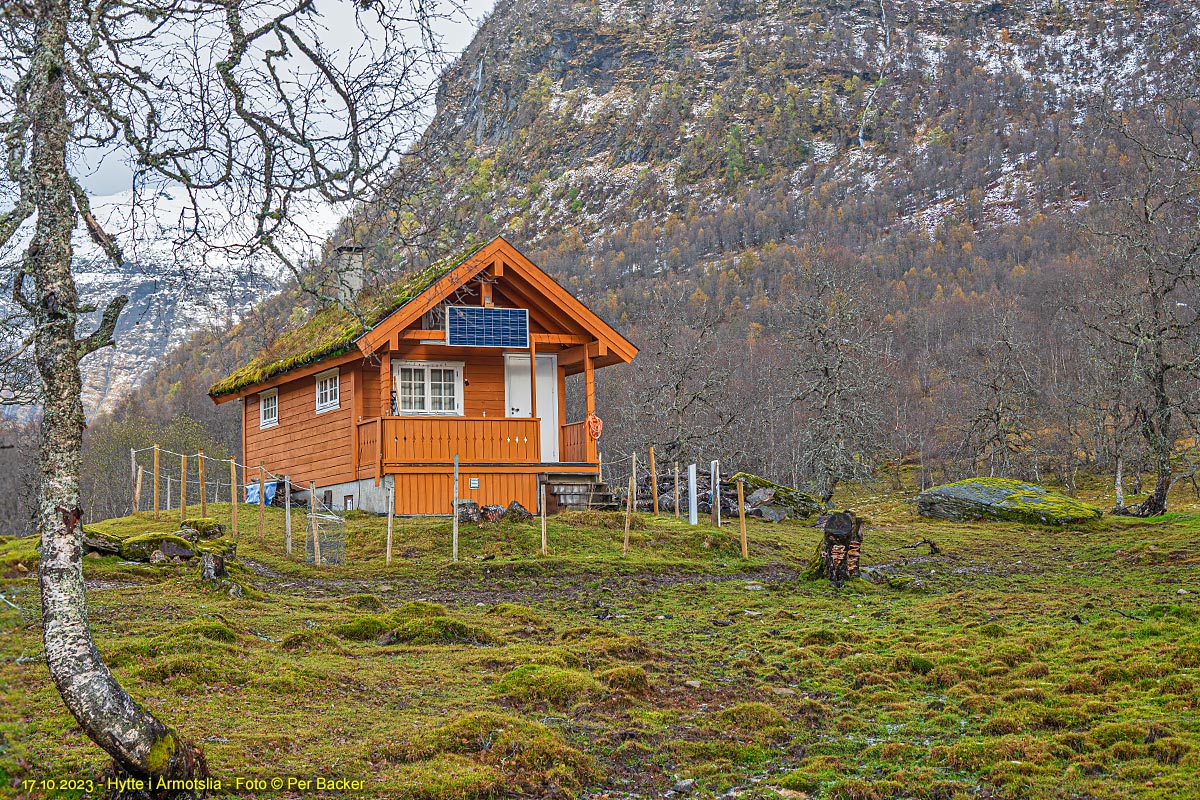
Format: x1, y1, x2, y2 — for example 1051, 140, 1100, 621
195, 537, 237, 560
917, 478, 1102, 525
81, 526, 123, 555
120, 532, 195, 562
729, 472, 823, 519
182, 517, 226, 539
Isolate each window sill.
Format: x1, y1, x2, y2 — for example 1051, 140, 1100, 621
395, 411, 464, 417
315, 404, 340, 415
259, 421, 279, 430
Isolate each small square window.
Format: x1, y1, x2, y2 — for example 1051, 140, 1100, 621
315, 369, 340, 413
259, 390, 278, 429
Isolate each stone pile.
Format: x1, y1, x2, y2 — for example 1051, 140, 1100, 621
631, 470, 823, 522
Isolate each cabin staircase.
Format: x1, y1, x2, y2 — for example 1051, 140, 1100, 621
543, 473, 619, 512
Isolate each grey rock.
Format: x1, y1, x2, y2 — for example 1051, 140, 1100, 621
457, 500, 482, 524
757, 504, 788, 523
917, 478, 1102, 525
504, 500, 533, 522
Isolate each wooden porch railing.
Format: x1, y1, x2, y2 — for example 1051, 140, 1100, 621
356, 418, 382, 482
356, 416, 541, 465
561, 420, 589, 463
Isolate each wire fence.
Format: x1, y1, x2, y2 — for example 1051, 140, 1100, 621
128, 444, 346, 565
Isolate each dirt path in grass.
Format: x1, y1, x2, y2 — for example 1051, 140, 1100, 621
239, 557, 802, 606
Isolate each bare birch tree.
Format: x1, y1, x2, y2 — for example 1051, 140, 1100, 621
775, 257, 888, 503
0, 0, 445, 784
1077, 91, 1200, 516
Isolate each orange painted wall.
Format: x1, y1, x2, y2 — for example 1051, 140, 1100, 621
244, 363, 356, 487
389, 344, 505, 418
392, 471, 537, 515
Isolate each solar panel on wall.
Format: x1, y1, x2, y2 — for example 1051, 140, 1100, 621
446, 306, 530, 348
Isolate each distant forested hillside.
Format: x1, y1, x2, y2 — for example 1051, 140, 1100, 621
62, 0, 1200, 528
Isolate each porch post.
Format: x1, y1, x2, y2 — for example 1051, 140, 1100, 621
379, 350, 392, 416
529, 340, 539, 461
584, 350, 597, 464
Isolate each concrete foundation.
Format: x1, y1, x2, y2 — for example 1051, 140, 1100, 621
313, 475, 395, 514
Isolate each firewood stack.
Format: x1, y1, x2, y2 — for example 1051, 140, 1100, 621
820, 510, 864, 587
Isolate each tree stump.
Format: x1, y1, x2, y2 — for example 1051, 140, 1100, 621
820, 511, 864, 587
199, 552, 226, 582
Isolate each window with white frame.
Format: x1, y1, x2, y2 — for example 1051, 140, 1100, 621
259, 389, 278, 429
394, 361, 463, 415
315, 368, 340, 413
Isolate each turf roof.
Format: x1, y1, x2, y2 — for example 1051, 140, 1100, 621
208, 243, 487, 398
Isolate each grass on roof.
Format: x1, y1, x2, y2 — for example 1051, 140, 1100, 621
208, 243, 487, 398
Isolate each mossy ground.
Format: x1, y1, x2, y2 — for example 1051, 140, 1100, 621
1, 473, 1198, 798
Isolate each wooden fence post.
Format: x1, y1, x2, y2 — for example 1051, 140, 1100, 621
180, 453, 187, 523
649, 446, 659, 515
674, 461, 680, 520
386, 481, 395, 565
540, 482, 547, 556
688, 463, 698, 526
623, 471, 635, 556
165, 476, 171, 512
129, 448, 136, 516
198, 450, 207, 519
309, 480, 321, 565
630, 452, 637, 512
258, 465, 266, 545
284, 475, 292, 555
452, 454, 459, 562
153, 444, 160, 520
229, 459, 238, 538
134, 466, 143, 514
737, 478, 748, 559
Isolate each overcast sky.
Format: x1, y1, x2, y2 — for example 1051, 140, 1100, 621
79, 0, 497, 196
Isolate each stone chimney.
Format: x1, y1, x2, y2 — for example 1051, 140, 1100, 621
334, 243, 366, 305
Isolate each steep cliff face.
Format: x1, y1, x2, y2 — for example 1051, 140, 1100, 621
413, 0, 1193, 268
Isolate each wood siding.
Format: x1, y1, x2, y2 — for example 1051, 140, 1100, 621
393, 471, 537, 515
360, 362, 381, 418
244, 365, 355, 487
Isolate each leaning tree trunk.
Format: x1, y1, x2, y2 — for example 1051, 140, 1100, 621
28, 0, 202, 785
1134, 451, 1171, 517
1133, 368, 1173, 518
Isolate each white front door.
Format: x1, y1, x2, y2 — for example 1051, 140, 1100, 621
504, 354, 559, 462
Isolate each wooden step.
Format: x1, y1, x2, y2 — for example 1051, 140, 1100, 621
544, 477, 619, 511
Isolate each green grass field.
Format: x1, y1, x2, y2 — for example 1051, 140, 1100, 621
1, 479, 1198, 799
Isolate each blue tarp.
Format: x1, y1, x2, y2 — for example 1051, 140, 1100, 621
243, 481, 277, 505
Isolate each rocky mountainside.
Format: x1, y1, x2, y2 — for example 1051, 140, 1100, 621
83, 0, 1200, 513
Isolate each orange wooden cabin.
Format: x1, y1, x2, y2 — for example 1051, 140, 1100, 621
209, 237, 637, 515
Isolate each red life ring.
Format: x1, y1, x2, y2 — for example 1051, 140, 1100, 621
585, 413, 604, 441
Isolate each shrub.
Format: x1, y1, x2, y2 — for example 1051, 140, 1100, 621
280, 630, 341, 652
598, 665, 649, 695
380, 617, 498, 647
718, 702, 784, 731
494, 665, 599, 707
343, 594, 388, 612
331, 614, 395, 641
